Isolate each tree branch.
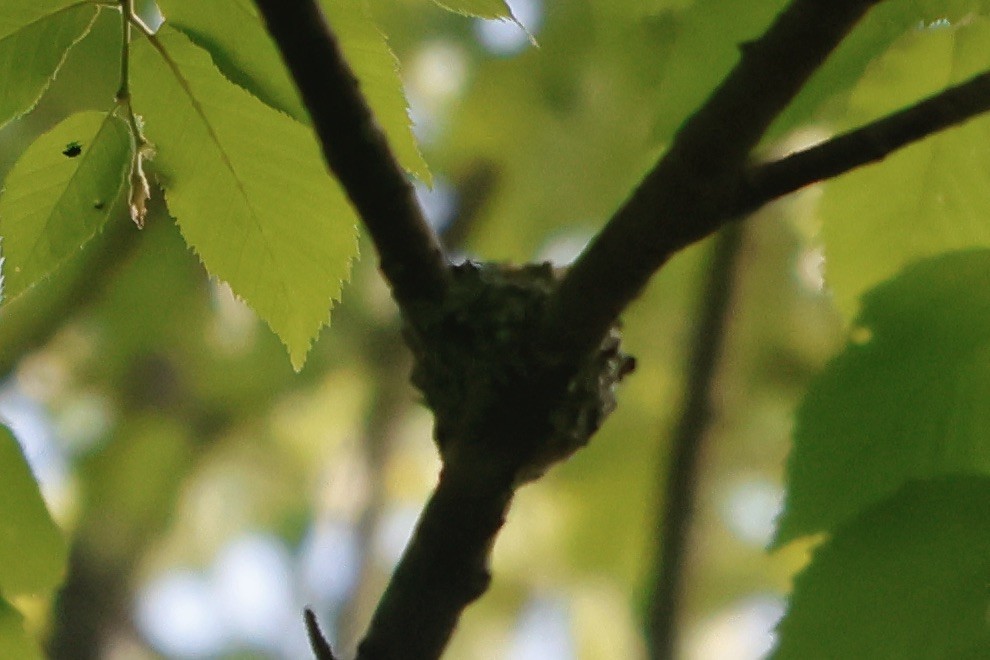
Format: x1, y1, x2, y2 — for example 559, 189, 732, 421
356, 468, 514, 659
542, 0, 882, 365
646, 224, 744, 659
741, 69, 990, 211
253, 0, 450, 323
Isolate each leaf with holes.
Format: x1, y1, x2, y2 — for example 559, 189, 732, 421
0, 111, 130, 302
130, 26, 359, 369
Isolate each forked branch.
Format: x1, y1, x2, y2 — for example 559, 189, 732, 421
741, 69, 990, 210
252, 0, 990, 658
542, 0, 884, 365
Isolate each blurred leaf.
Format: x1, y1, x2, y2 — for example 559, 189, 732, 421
442, 2, 672, 259
0, 3, 97, 130
648, 1, 990, 145
82, 414, 195, 560
772, 0, 990, 137
0, 596, 42, 660
0, 111, 130, 302
819, 18, 990, 317
430, 0, 515, 20
130, 26, 359, 369
775, 250, 990, 546
155, 0, 429, 181
0, 424, 67, 595
649, 0, 786, 144
773, 476, 990, 659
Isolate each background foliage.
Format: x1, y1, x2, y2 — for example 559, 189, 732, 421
0, 0, 988, 658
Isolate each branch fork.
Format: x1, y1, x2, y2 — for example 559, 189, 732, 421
250, 0, 990, 657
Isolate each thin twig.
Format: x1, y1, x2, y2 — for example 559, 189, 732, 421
647, 224, 745, 659
305, 608, 338, 660
253, 0, 450, 324
741, 69, 990, 210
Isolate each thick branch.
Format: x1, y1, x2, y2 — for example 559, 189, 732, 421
741, 69, 990, 210
542, 0, 881, 363
647, 224, 744, 659
253, 0, 450, 319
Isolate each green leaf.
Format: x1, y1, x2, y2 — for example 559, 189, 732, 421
130, 26, 359, 370
429, 0, 515, 20
0, 597, 43, 660
0, 424, 67, 595
154, 0, 305, 121
0, 1, 85, 40
774, 250, 990, 546
0, 111, 131, 302
773, 476, 990, 659
0, 3, 98, 130
155, 0, 429, 181
819, 18, 990, 318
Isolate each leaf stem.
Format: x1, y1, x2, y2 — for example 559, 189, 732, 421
113, 0, 152, 227
115, 0, 130, 102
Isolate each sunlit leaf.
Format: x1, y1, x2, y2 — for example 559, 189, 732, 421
773, 476, 990, 659
154, 0, 304, 120
130, 26, 359, 369
155, 0, 429, 181
0, 424, 67, 595
0, 3, 98, 130
0, 111, 130, 301
819, 19, 990, 317
0, 597, 42, 660
775, 250, 990, 546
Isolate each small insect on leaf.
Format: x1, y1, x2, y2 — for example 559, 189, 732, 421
62, 141, 82, 158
